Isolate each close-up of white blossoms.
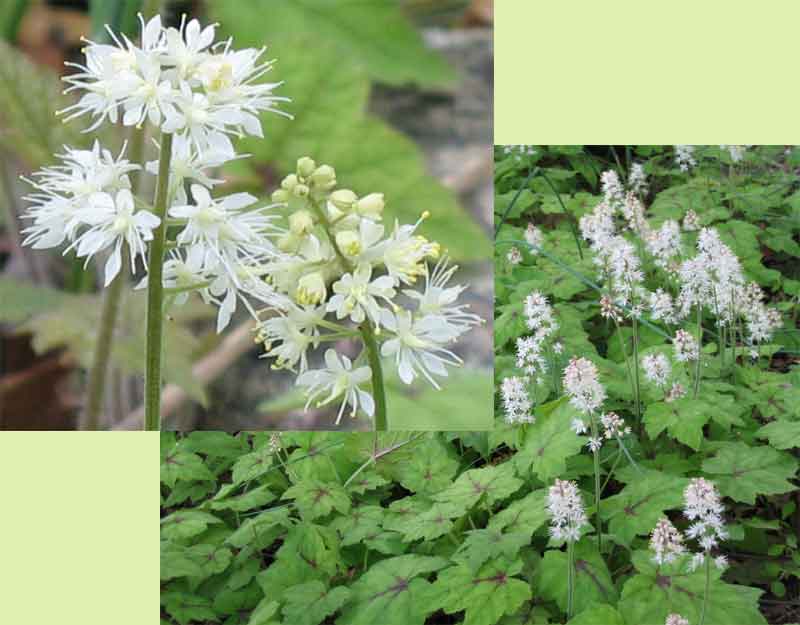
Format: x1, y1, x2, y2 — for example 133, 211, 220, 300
546, 478, 588, 543
19, 13, 481, 431
683, 477, 729, 571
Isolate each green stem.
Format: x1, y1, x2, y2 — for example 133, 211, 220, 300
567, 539, 575, 619
694, 304, 703, 399
144, 132, 174, 431
591, 413, 602, 552
360, 322, 388, 431
81, 248, 127, 429
699, 552, 711, 625
631, 315, 641, 423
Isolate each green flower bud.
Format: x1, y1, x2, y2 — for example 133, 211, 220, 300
289, 209, 314, 236
355, 192, 384, 219
271, 189, 290, 203
292, 183, 310, 198
277, 233, 299, 252
296, 272, 326, 306
335, 230, 361, 256
310, 164, 336, 190
281, 174, 299, 191
296, 156, 316, 178
329, 189, 358, 211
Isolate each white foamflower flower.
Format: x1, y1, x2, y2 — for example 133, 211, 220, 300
547, 479, 588, 542
650, 517, 686, 565
257, 302, 324, 372
380, 309, 462, 389
674, 145, 696, 172
563, 357, 606, 414
326, 263, 396, 326
296, 349, 374, 424
500, 376, 534, 424
642, 352, 671, 388
69, 188, 159, 285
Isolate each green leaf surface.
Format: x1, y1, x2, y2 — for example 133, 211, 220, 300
282, 581, 351, 625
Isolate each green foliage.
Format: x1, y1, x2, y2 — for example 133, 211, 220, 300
493, 145, 800, 624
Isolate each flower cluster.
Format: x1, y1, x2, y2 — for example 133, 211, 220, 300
502, 145, 536, 161
674, 145, 697, 172
650, 517, 686, 565
683, 477, 728, 570
642, 352, 671, 389
546, 479, 588, 542
62, 15, 289, 148
515, 291, 559, 382
665, 614, 690, 625
563, 356, 606, 414
673, 329, 699, 362
500, 376, 534, 424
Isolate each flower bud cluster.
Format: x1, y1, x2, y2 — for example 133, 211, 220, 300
546, 479, 588, 542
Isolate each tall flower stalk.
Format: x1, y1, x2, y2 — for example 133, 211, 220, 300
547, 479, 587, 620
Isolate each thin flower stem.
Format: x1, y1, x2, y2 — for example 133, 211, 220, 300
699, 552, 711, 625
590, 413, 603, 552
360, 321, 388, 431
144, 132, 174, 431
566, 539, 575, 619
694, 304, 703, 399
631, 315, 641, 423
81, 248, 127, 429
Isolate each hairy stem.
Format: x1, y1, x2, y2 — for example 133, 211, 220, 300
81, 249, 126, 429
699, 552, 711, 625
144, 132, 173, 431
567, 539, 575, 619
694, 304, 703, 399
360, 322, 388, 431
590, 413, 602, 552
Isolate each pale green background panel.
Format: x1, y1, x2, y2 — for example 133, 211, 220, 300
495, 0, 800, 144
0, 433, 159, 624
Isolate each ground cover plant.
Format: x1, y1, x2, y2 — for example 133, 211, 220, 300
494, 145, 800, 624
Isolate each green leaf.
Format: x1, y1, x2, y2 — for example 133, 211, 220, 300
454, 529, 530, 573
89, 0, 141, 41
756, 420, 800, 450
701, 442, 799, 504
337, 554, 447, 625
246, 598, 280, 625
232, 446, 277, 485
644, 398, 711, 451
282, 581, 351, 625
160, 509, 223, 541
601, 470, 688, 546
537, 541, 617, 615
161, 448, 216, 488
226, 508, 291, 550
566, 604, 625, 625
390, 437, 460, 495
487, 490, 548, 539
212, 0, 453, 88
434, 557, 532, 625
162, 591, 217, 625
433, 462, 523, 510
282, 480, 350, 520
160, 546, 204, 581
619, 551, 767, 625
209, 484, 276, 512
400, 500, 464, 542
514, 398, 586, 481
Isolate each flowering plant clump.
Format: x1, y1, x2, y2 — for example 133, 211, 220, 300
19, 13, 481, 430
493, 145, 799, 624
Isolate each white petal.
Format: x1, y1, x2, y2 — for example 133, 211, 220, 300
104, 242, 123, 286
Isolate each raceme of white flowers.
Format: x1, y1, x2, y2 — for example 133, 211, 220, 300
665, 614, 690, 625
577, 165, 782, 354
546, 479, 588, 543
500, 376, 533, 425
21, 14, 482, 426
502, 145, 536, 161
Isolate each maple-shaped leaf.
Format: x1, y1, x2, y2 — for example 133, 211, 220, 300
514, 398, 586, 481
257, 523, 341, 596
487, 490, 548, 539
282, 581, 351, 625
161, 509, 223, 541
282, 480, 351, 520
161, 447, 216, 488
161, 546, 204, 581
162, 590, 217, 625
537, 540, 617, 614
434, 556, 532, 625
619, 551, 767, 625
345, 470, 390, 495
701, 442, 798, 504
756, 420, 800, 450
391, 437, 460, 495
209, 484, 276, 512
225, 507, 291, 549
285, 432, 346, 483
382, 496, 436, 534
330, 504, 384, 546
433, 462, 522, 510
182, 431, 248, 459
600, 470, 688, 546
183, 543, 233, 580
231, 445, 276, 485
453, 529, 531, 573
336, 554, 447, 625
643, 398, 711, 451
401, 501, 465, 542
